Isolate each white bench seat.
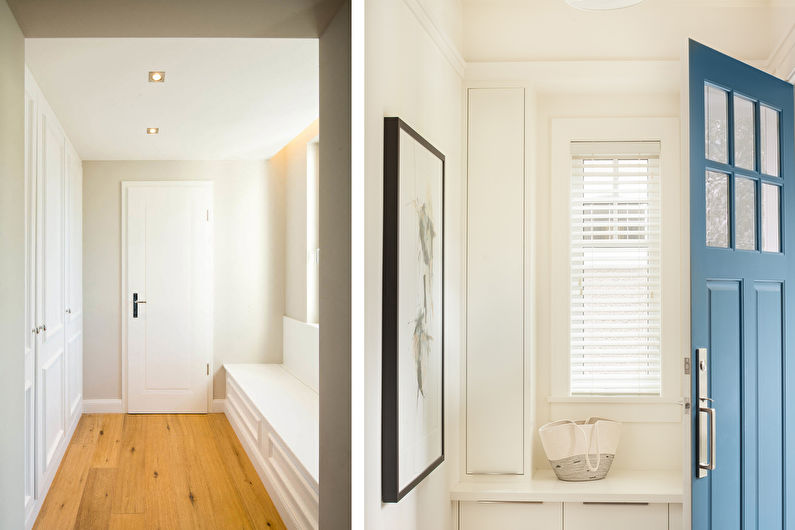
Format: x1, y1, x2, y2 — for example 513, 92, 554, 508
224, 363, 319, 529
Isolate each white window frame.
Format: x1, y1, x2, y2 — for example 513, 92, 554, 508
549, 117, 681, 403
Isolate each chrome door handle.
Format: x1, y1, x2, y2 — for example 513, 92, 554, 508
699, 398, 716, 472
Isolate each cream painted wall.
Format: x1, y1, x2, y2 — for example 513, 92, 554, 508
0, 1, 25, 527
269, 119, 319, 323
82, 160, 285, 401
364, 0, 463, 528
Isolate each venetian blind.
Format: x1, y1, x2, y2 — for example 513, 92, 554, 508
570, 141, 662, 395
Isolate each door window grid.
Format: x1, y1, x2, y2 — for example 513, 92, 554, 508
704, 83, 782, 253
570, 143, 662, 396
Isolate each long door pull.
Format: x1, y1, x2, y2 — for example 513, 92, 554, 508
699, 397, 716, 472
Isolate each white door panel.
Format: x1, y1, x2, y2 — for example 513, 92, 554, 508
41, 351, 64, 473
65, 147, 82, 428
126, 183, 212, 413
23, 88, 37, 518
36, 110, 67, 495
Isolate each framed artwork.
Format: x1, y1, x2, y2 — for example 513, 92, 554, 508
382, 117, 445, 503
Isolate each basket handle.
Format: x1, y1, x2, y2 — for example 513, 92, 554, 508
575, 418, 601, 472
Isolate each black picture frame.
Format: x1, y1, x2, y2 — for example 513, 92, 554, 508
382, 117, 445, 503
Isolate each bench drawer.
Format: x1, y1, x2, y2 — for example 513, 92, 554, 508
460, 501, 562, 530
564, 502, 668, 530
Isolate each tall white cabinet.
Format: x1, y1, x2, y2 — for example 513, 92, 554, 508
24, 68, 83, 529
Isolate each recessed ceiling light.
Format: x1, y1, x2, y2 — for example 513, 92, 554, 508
565, 0, 644, 10
146, 127, 159, 135
148, 71, 165, 82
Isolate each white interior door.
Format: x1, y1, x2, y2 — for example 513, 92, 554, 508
23, 87, 37, 517
36, 111, 66, 495
65, 146, 83, 428
125, 182, 213, 413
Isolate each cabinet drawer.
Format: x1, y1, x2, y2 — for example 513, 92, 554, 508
564, 502, 668, 530
460, 501, 562, 530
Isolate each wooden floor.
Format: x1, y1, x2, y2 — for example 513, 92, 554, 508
34, 414, 286, 530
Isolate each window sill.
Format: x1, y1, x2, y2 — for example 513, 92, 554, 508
546, 396, 684, 423
547, 396, 681, 405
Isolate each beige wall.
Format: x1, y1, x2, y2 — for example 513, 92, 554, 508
0, 1, 25, 527
363, 0, 464, 528
269, 119, 319, 323
82, 160, 285, 401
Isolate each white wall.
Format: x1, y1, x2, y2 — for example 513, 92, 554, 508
270, 119, 319, 323
0, 1, 25, 527
363, 0, 464, 528
82, 160, 285, 401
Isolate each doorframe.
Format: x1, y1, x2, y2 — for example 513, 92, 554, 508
120, 180, 214, 414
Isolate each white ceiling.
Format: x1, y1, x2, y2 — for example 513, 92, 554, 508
25, 38, 318, 160
463, 0, 795, 63
8, 0, 344, 38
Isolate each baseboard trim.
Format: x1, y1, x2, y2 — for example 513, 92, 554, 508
211, 399, 226, 413
82, 399, 123, 413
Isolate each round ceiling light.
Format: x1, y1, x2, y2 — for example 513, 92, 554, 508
565, 0, 644, 10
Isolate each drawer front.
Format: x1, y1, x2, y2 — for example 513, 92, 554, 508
668, 503, 683, 530
563, 502, 668, 530
460, 501, 562, 530
226, 375, 261, 446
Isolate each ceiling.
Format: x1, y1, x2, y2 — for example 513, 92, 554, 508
26, 38, 318, 160
462, 0, 795, 63
8, 0, 345, 38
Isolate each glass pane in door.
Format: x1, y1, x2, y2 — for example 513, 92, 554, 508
734, 95, 755, 171
706, 170, 730, 248
761, 105, 780, 177
705, 85, 729, 164
735, 177, 756, 250
762, 183, 781, 252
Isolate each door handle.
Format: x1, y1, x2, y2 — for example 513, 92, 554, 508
132, 293, 147, 318
699, 398, 716, 472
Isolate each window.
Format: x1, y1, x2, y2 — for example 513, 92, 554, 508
570, 141, 661, 395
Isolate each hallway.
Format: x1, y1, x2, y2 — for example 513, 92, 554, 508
33, 414, 285, 529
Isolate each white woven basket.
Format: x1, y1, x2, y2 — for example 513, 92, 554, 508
538, 417, 621, 481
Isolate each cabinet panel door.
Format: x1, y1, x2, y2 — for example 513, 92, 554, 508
466, 88, 526, 474
563, 502, 668, 530
23, 88, 37, 517
65, 146, 82, 426
460, 501, 562, 530
36, 111, 66, 494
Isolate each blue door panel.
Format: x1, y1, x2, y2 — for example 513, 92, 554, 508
690, 40, 794, 530
708, 280, 742, 530
755, 282, 784, 528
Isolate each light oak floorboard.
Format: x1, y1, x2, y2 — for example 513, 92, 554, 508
34, 413, 286, 530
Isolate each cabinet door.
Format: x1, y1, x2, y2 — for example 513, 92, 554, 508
460, 501, 562, 530
563, 502, 668, 530
466, 88, 526, 474
23, 86, 37, 518
36, 110, 67, 495
65, 145, 82, 428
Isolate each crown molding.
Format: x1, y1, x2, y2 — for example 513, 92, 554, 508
767, 23, 795, 82
401, 0, 466, 77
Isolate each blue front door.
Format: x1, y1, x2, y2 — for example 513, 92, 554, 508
690, 40, 794, 529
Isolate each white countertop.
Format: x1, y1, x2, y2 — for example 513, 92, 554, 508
224, 363, 319, 483
451, 468, 683, 504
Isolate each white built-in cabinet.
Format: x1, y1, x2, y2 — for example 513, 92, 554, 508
459, 502, 681, 530
466, 88, 526, 474
24, 68, 83, 529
